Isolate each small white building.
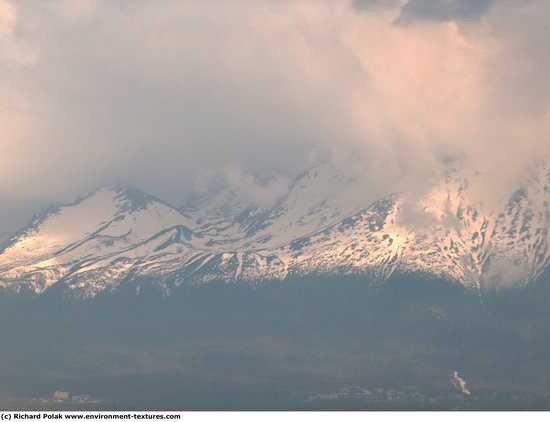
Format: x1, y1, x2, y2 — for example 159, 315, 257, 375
54, 391, 69, 400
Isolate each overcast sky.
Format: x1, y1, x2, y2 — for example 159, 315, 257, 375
1, 0, 550, 237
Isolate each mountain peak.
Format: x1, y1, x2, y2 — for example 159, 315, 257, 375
0, 185, 197, 296
1, 163, 549, 299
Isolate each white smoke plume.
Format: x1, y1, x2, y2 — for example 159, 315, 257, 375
451, 370, 471, 396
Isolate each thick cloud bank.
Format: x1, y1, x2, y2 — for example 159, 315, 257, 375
1, 0, 549, 235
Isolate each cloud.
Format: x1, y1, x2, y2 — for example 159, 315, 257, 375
194, 166, 290, 208
0, 0, 549, 238
394, 0, 494, 25
0, 0, 15, 37
481, 258, 529, 290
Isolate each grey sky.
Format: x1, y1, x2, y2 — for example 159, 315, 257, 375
394, 0, 494, 25
1, 0, 550, 237
352, 0, 402, 11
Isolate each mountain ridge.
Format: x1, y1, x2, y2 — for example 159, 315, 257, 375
0, 162, 548, 299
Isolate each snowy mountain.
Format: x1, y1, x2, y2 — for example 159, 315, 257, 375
0, 162, 549, 299
179, 163, 368, 250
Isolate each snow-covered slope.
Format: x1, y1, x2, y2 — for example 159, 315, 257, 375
269, 165, 549, 291
1, 163, 549, 299
0, 186, 197, 296
180, 162, 369, 250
